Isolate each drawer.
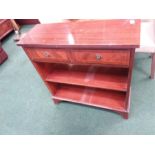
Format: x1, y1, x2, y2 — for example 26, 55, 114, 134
72, 50, 130, 66
24, 48, 69, 63
0, 20, 13, 37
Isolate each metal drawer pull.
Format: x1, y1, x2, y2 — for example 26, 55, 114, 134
44, 52, 50, 57
96, 54, 102, 60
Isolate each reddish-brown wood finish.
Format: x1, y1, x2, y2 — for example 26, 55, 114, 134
125, 50, 135, 111
25, 48, 69, 63
18, 20, 141, 119
72, 49, 130, 66
0, 45, 8, 64
0, 19, 14, 40
45, 64, 128, 91
52, 84, 126, 112
24, 47, 131, 68
15, 19, 40, 25
18, 20, 140, 49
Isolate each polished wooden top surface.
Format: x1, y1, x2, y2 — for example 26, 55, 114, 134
18, 20, 140, 49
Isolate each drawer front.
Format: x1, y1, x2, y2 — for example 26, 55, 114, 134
0, 20, 13, 37
72, 50, 130, 66
25, 48, 69, 63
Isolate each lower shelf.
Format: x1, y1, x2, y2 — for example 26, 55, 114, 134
52, 84, 127, 112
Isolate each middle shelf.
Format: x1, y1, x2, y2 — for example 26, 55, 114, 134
44, 64, 128, 92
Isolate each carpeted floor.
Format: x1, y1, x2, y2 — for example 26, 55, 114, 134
0, 25, 155, 135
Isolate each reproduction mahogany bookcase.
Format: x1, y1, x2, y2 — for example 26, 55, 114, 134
18, 20, 140, 119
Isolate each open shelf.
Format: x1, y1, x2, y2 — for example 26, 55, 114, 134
52, 84, 127, 112
45, 64, 128, 92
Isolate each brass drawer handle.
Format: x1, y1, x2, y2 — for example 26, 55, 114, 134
96, 54, 102, 60
44, 52, 50, 57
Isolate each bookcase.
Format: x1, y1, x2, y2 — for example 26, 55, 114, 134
18, 20, 140, 119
